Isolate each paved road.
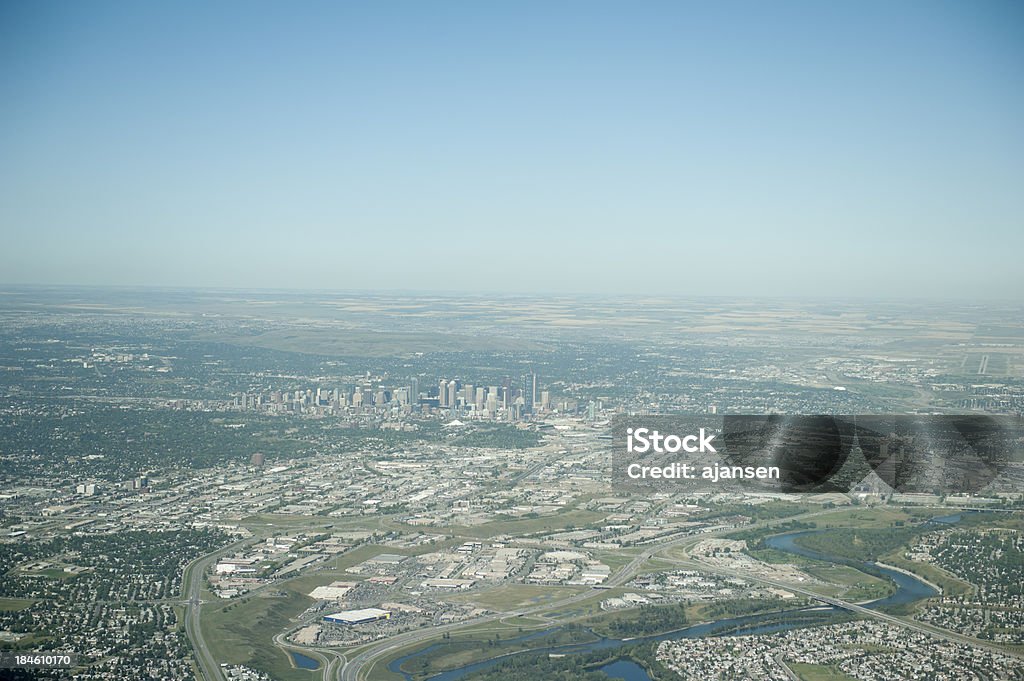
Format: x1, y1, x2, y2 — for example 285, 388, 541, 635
182, 538, 251, 681
272, 630, 347, 679
239, 502, 1020, 680
670, 551, 1024, 661
337, 508, 846, 681
775, 653, 801, 680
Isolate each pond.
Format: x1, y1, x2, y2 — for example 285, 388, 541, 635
291, 651, 320, 670
599, 658, 652, 681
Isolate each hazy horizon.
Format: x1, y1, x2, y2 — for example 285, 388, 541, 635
3, 1, 1023, 299
4, 281, 1024, 307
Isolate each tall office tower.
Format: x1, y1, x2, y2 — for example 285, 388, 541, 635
447, 379, 458, 409
352, 390, 363, 407
463, 384, 474, 404
375, 389, 386, 406
410, 377, 419, 404
486, 393, 497, 415
250, 452, 265, 468
438, 379, 448, 407
587, 401, 596, 421
521, 373, 536, 413
540, 390, 550, 411
475, 386, 485, 411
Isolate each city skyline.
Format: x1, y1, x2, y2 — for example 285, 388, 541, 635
2, 283, 1023, 680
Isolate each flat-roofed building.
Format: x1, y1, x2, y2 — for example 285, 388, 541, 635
323, 608, 391, 625
309, 581, 357, 600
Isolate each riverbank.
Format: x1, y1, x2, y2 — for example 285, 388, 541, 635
388, 523, 948, 681
875, 561, 943, 595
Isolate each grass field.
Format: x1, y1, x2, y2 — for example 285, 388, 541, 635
366, 618, 561, 681
365, 664, 405, 681
803, 507, 918, 530
592, 549, 643, 571
395, 626, 596, 681
446, 584, 586, 610
747, 547, 822, 567
200, 585, 316, 681
0, 598, 34, 611
803, 565, 893, 602
171, 604, 185, 633
879, 550, 972, 599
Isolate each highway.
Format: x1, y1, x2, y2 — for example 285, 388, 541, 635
336, 507, 847, 681
667, 552, 1024, 661
181, 538, 251, 681
272, 630, 347, 680
185, 504, 1021, 681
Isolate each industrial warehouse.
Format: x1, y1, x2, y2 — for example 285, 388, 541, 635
323, 608, 392, 625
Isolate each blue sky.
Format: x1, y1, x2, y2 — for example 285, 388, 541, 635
1, 1, 1022, 298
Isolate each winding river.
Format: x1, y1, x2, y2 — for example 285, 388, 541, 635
386, 514, 962, 681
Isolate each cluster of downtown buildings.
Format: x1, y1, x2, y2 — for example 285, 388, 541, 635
232, 372, 562, 421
